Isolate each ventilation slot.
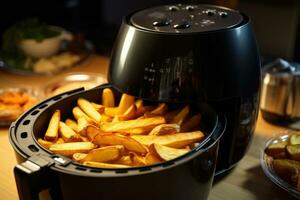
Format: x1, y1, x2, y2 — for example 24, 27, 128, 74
23, 120, 30, 125
39, 104, 48, 109
31, 110, 39, 116
20, 132, 28, 138
76, 167, 87, 171
90, 169, 103, 173
28, 145, 39, 152
115, 169, 128, 174
162, 161, 174, 168
139, 167, 151, 172
53, 96, 62, 101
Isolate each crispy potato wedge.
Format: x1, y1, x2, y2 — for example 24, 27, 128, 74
72, 106, 92, 121
265, 141, 288, 157
91, 103, 105, 113
118, 93, 135, 114
181, 114, 201, 132
78, 98, 102, 122
287, 144, 300, 161
151, 143, 189, 161
49, 142, 97, 157
102, 88, 115, 107
171, 106, 189, 125
83, 161, 130, 168
55, 138, 65, 144
65, 119, 78, 132
79, 136, 89, 142
38, 138, 53, 149
73, 153, 87, 162
290, 132, 300, 145
73, 145, 123, 163
135, 99, 155, 117
77, 116, 90, 136
59, 122, 81, 142
93, 133, 148, 154
85, 125, 106, 141
44, 110, 60, 141
272, 159, 300, 181
123, 127, 154, 135
113, 156, 132, 165
100, 116, 166, 133
130, 152, 146, 166
149, 124, 179, 135
131, 131, 204, 148
150, 103, 168, 115
145, 145, 163, 165
118, 104, 136, 121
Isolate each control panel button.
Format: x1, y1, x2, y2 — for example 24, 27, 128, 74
173, 21, 190, 29
153, 20, 170, 27
169, 6, 180, 11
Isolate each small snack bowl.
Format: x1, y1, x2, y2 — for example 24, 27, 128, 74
261, 132, 300, 199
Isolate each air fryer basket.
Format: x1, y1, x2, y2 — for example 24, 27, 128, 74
10, 84, 225, 200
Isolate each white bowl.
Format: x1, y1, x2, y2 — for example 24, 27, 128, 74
18, 26, 73, 58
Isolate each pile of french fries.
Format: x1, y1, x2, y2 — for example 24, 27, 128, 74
38, 88, 204, 168
265, 132, 300, 189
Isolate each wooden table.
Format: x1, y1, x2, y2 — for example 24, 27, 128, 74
0, 55, 295, 200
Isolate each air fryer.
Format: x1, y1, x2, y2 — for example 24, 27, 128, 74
108, 4, 261, 173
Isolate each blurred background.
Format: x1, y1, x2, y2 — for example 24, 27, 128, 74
0, 0, 299, 61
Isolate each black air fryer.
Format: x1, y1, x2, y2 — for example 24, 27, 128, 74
109, 4, 261, 173
9, 4, 259, 200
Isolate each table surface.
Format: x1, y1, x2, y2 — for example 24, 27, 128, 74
0, 55, 296, 200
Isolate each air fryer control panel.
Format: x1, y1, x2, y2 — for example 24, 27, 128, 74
130, 4, 243, 33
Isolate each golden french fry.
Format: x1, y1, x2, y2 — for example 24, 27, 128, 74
55, 138, 65, 144
181, 114, 201, 132
151, 143, 189, 161
73, 153, 87, 162
130, 152, 146, 166
287, 145, 300, 161
150, 103, 168, 115
171, 105, 189, 125
80, 136, 89, 142
100, 116, 166, 133
265, 141, 288, 157
118, 93, 135, 114
100, 114, 112, 122
49, 142, 97, 157
118, 104, 136, 121
78, 98, 102, 122
102, 88, 115, 107
85, 125, 105, 141
38, 138, 53, 149
91, 103, 105, 113
123, 127, 154, 135
135, 99, 155, 117
74, 145, 123, 163
72, 106, 92, 121
65, 119, 78, 132
131, 131, 204, 148
93, 133, 148, 154
83, 161, 130, 168
113, 155, 132, 165
59, 122, 81, 142
290, 132, 300, 145
149, 124, 179, 135
44, 110, 60, 141
104, 107, 119, 117
77, 116, 90, 136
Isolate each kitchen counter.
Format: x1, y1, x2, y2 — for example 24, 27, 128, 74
0, 55, 295, 200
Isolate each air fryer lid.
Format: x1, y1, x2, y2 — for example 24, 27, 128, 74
130, 4, 243, 33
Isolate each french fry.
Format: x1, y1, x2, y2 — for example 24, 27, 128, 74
73, 153, 87, 162
80, 136, 89, 142
77, 116, 90, 135
85, 125, 106, 141
149, 124, 179, 135
104, 107, 119, 117
287, 145, 300, 161
49, 142, 97, 157
151, 143, 189, 161
130, 152, 146, 166
44, 110, 60, 141
118, 104, 136, 121
38, 138, 53, 149
113, 155, 132, 165
118, 93, 135, 114
55, 138, 65, 144
123, 127, 154, 135
102, 88, 115, 107
131, 131, 204, 148
59, 122, 81, 142
135, 99, 155, 117
265, 141, 288, 158
73, 145, 123, 163
171, 105, 189, 125
93, 133, 148, 154
83, 161, 130, 168
72, 106, 92, 121
150, 103, 168, 115
91, 103, 105, 113
181, 114, 201, 132
100, 116, 166, 133
290, 132, 300, 145
78, 98, 102, 122
65, 118, 78, 132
